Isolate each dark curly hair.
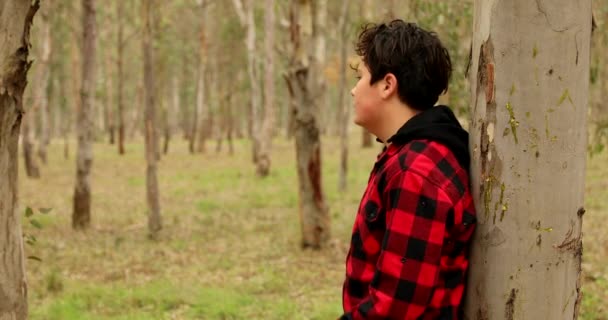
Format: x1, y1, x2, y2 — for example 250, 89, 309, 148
355, 20, 452, 111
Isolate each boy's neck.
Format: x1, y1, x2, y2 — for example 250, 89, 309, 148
374, 102, 420, 143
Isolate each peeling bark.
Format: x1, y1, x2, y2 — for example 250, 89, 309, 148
465, 1, 590, 318
0, 2, 40, 319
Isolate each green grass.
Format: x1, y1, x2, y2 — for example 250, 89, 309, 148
18, 135, 608, 319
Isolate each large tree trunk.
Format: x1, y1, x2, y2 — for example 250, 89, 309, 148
256, 0, 275, 177
116, 0, 126, 155
37, 3, 52, 164
465, 1, 591, 318
72, 0, 96, 230
0, 2, 39, 319
285, 0, 330, 249
143, 0, 162, 239
337, 0, 351, 192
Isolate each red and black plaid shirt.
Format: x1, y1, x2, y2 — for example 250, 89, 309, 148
341, 139, 476, 319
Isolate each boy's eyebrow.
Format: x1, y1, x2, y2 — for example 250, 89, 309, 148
349, 62, 360, 72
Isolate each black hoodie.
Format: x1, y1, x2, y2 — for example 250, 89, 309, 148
386, 105, 470, 171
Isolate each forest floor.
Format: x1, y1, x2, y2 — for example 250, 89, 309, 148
19, 136, 607, 319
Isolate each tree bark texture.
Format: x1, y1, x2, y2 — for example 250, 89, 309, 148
465, 1, 591, 319
0, 1, 40, 319
286, 0, 330, 249
72, 0, 96, 230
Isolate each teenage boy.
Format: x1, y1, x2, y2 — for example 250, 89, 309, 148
341, 20, 477, 319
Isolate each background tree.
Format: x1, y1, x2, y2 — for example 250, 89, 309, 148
143, 0, 162, 239
465, 0, 591, 318
359, 0, 374, 148
285, 0, 330, 249
72, 0, 96, 229
256, 0, 276, 177
337, 0, 351, 192
189, 0, 208, 154
0, 1, 40, 319
21, 100, 41, 178
590, 3, 608, 153
116, 0, 127, 154
36, 0, 52, 164
231, 0, 262, 163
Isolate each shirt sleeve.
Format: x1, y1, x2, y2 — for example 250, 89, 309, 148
340, 169, 451, 319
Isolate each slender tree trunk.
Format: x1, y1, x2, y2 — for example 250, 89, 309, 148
360, 0, 374, 148
315, 0, 328, 135
189, 85, 198, 153
465, 1, 591, 318
227, 89, 235, 155
256, 0, 275, 176
116, 0, 126, 155
37, 3, 52, 164
105, 59, 115, 145
165, 76, 180, 154
58, 71, 71, 160
130, 84, 143, 139
180, 55, 191, 142
590, 9, 608, 150
162, 97, 170, 155
22, 105, 40, 178
232, 0, 262, 163
72, 0, 96, 230
337, 0, 351, 192
285, 0, 330, 249
194, 2, 208, 154
0, 3, 39, 319
143, 0, 162, 239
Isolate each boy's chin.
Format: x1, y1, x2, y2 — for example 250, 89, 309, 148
353, 117, 364, 127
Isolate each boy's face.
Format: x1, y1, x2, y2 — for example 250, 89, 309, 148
351, 62, 384, 130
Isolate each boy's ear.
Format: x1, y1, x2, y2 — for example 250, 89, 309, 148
380, 73, 398, 99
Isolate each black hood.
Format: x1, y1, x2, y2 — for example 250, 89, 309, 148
387, 105, 470, 170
